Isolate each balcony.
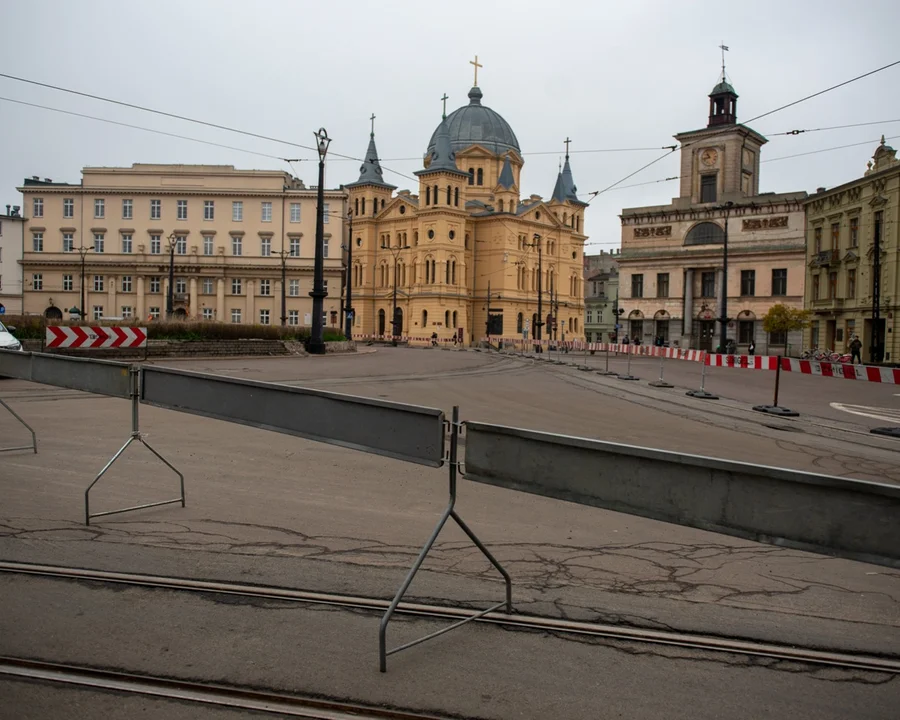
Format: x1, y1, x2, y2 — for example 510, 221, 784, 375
811, 249, 840, 267
812, 297, 844, 314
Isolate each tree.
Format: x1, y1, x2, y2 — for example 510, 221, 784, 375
762, 304, 810, 352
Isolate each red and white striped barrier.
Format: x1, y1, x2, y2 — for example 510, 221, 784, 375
46, 326, 148, 349
704, 354, 900, 384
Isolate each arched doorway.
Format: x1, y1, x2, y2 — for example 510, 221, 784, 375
378, 309, 386, 336
628, 309, 644, 342
44, 306, 63, 320
174, 308, 187, 319
393, 307, 403, 337
654, 310, 669, 345
697, 307, 716, 352
516, 313, 523, 334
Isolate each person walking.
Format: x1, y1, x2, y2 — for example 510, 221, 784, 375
748, 339, 756, 356
849, 335, 862, 364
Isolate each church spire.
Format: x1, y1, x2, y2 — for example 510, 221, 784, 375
345, 114, 395, 189
416, 107, 468, 177
497, 154, 515, 189
554, 137, 586, 205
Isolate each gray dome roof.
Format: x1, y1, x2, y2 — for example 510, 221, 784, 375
426, 87, 520, 157
710, 80, 737, 96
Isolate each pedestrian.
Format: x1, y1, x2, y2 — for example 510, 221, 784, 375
622, 335, 630, 345
849, 335, 862, 364
431, 331, 438, 347
748, 339, 756, 355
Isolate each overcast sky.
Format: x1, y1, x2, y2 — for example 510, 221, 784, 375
2, 0, 899, 252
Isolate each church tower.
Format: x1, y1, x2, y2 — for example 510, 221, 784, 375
549, 142, 588, 235
345, 117, 396, 220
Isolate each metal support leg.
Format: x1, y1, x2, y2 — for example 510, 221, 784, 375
0, 398, 38, 454
379, 406, 512, 672
618, 347, 639, 381
649, 353, 673, 388
84, 367, 186, 525
686, 357, 718, 399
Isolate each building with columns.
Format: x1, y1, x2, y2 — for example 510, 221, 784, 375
17, 165, 346, 326
346, 71, 588, 344
802, 137, 900, 364
618, 75, 806, 353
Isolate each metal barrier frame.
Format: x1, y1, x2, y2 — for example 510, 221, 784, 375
0, 398, 37, 454
84, 366, 185, 525
379, 406, 512, 672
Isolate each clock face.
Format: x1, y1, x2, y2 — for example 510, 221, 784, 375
700, 149, 718, 166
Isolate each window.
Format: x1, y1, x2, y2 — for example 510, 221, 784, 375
204, 200, 215, 220
32, 273, 43, 290
150, 234, 161, 254
814, 226, 822, 253
231, 278, 242, 295
288, 310, 299, 326
290, 203, 301, 222
93, 306, 103, 320
121, 276, 132, 292
259, 279, 271, 296
684, 222, 724, 245
454, 187, 459, 206
232, 236, 242, 256
122, 306, 133, 319
587, 310, 593, 324
476, 168, 483, 186
740, 269, 755, 296
203, 235, 214, 256
202, 308, 214, 320
94, 233, 105, 253
122, 199, 133, 219
151, 199, 161, 220
828, 271, 837, 300
63, 198, 74, 218
261, 202, 272, 222
63, 274, 73, 291
202, 278, 214, 294
656, 273, 669, 298
701, 271, 716, 297
232, 201, 243, 221
700, 175, 716, 203
175, 277, 186, 294
738, 320, 755, 344
289, 237, 300, 257
289, 279, 299, 296
176, 236, 186, 255
150, 277, 161, 293
231, 309, 242, 323
177, 200, 188, 220
260, 237, 271, 257
811, 321, 820, 349
121, 234, 133, 254
812, 274, 820, 301
93, 275, 104, 291
33, 198, 43, 218
631, 274, 643, 298
94, 198, 105, 218
149, 307, 161, 320
32, 232, 43, 252
63, 233, 74, 252
831, 222, 840, 250
323, 237, 329, 258
468, 168, 474, 186
849, 217, 859, 248
259, 309, 270, 325
422, 309, 428, 328
772, 268, 787, 296
323, 203, 330, 223
847, 268, 856, 298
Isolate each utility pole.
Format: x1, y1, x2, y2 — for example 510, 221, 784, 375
526, 233, 543, 351
166, 232, 177, 320
485, 280, 491, 342
279, 250, 287, 327
344, 210, 353, 340
718, 201, 734, 351
391, 244, 399, 346
77, 244, 94, 321
871, 210, 883, 363
309, 127, 331, 354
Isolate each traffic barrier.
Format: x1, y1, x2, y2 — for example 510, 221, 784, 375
45, 325, 147, 349
705, 354, 900, 383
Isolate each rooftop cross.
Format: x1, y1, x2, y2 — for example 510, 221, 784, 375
564, 137, 571, 159
370, 113, 376, 136
441, 93, 449, 119
469, 54, 483, 86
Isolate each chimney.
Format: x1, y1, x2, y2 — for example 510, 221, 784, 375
32, 175, 39, 181
44, 178, 52, 183
816, 187, 826, 193
5, 205, 9, 215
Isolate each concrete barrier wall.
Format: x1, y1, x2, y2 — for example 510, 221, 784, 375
463, 422, 900, 569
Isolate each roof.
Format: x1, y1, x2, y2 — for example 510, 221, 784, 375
426, 87, 520, 157
551, 156, 588, 206
497, 155, 515, 189
710, 80, 737, 96
345, 133, 396, 190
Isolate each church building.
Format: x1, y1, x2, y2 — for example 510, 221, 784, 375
346, 63, 588, 344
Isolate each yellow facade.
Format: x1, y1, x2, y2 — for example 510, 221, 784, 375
346, 83, 587, 344
18, 165, 346, 326
802, 138, 900, 363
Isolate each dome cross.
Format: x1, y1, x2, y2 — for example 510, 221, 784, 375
469, 55, 483, 86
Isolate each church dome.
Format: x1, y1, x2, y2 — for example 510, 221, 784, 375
710, 79, 737, 96
426, 87, 520, 157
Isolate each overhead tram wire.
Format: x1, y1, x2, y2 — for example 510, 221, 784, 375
762, 134, 900, 163
582, 59, 900, 203
766, 118, 900, 137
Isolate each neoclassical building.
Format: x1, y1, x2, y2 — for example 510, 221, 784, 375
618, 76, 807, 353
346, 79, 588, 344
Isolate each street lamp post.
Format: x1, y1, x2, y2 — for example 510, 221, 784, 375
308, 127, 331, 355
279, 249, 287, 327
166, 232, 177, 320
718, 201, 734, 351
344, 210, 353, 340
77, 244, 95, 321
388, 242, 401, 346
523, 234, 543, 351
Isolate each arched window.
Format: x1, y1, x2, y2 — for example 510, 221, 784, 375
422, 309, 428, 328
354, 198, 359, 215
468, 168, 474, 186
431, 259, 436, 284
476, 168, 483, 186
445, 310, 450, 327
563, 212, 568, 225
452, 311, 458, 328
425, 187, 431, 205
445, 259, 450, 284
517, 313, 523, 333
433, 185, 438, 204
447, 185, 452, 205
381, 198, 385, 210
464, 233, 470, 249
499, 199, 504, 212
361, 197, 366, 215
684, 222, 725, 246
454, 187, 459, 206
451, 260, 457, 285
378, 309, 386, 336
414, 231, 419, 246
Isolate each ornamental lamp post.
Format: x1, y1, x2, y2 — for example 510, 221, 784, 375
308, 127, 331, 355
717, 201, 734, 351
77, 244, 95, 322
344, 210, 353, 340
166, 232, 177, 320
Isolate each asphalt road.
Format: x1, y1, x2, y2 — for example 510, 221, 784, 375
1, 346, 898, 718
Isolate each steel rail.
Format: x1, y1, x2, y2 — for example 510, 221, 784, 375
3, 561, 897, 674
0, 656, 455, 720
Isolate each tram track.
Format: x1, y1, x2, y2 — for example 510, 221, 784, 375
3, 561, 898, 676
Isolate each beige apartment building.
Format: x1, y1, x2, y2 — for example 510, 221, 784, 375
583, 250, 619, 343
803, 138, 900, 363
0, 203, 25, 314
18, 165, 346, 326
619, 75, 806, 353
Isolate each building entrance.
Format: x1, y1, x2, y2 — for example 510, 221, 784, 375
698, 321, 716, 352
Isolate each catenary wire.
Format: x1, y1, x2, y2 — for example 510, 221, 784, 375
761, 134, 900, 163
766, 118, 900, 136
